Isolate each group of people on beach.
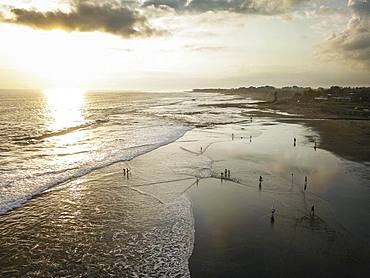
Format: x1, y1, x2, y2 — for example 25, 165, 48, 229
122, 168, 130, 177
220, 168, 231, 180
218, 134, 319, 221
215, 135, 317, 221
269, 173, 315, 221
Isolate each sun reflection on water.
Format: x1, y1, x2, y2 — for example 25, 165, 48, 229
44, 88, 86, 132
43, 88, 89, 164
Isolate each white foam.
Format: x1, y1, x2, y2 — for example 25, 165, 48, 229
0, 125, 191, 215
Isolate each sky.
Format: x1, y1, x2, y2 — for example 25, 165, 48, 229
0, 0, 369, 91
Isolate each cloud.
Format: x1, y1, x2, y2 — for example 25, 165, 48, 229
2, 1, 165, 38
142, 0, 307, 15
184, 44, 228, 52
316, 5, 348, 16
320, 0, 370, 69
143, 0, 188, 11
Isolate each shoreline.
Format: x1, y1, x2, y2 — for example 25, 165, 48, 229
1, 119, 370, 277
0, 126, 192, 216
200, 97, 370, 163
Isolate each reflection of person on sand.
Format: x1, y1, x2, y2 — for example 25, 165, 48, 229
291, 173, 294, 185
271, 207, 276, 223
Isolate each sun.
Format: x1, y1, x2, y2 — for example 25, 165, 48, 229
3, 27, 111, 89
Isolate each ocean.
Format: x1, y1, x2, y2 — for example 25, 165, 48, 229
0, 90, 250, 213
0, 90, 256, 277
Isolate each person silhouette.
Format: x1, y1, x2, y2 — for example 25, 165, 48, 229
304, 176, 308, 190
311, 205, 315, 216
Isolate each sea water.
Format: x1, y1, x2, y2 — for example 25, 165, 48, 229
0, 90, 251, 213
0, 90, 251, 277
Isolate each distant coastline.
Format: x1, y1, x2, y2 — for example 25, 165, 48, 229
193, 86, 370, 163
192, 86, 370, 118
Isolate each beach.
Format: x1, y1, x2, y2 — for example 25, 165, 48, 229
1, 114, 370, 277
1, 0, 370, 275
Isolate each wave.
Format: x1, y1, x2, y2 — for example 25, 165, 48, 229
0, 126, 191, 215
11, 119, 108, 144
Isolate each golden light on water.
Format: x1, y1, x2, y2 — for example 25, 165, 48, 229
43, 88, 89, 165
44, 88, 85, 132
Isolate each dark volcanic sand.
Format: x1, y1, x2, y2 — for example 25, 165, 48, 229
186, 122, 370, 278
188, 179, 369, 278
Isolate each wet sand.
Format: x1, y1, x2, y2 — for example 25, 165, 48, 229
1, 118, 370, 277
200, 97, 370, 164
186, 123, 370, 277
299, 119, 370, 163
188, 180, 368, 277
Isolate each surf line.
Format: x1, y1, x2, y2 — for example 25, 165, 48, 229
122, 185, 165, 204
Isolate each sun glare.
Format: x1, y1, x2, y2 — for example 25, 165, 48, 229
44, 88, 86, 132
43, 88, 89, 166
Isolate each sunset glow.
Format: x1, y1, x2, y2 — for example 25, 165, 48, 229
44, 88, 85, 131
0, 0, 369, 91
1, 2, 370, 276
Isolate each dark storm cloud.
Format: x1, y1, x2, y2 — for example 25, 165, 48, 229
2, 1, 164, 38
142, 0, 307, 15
321, 0, 370, 69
